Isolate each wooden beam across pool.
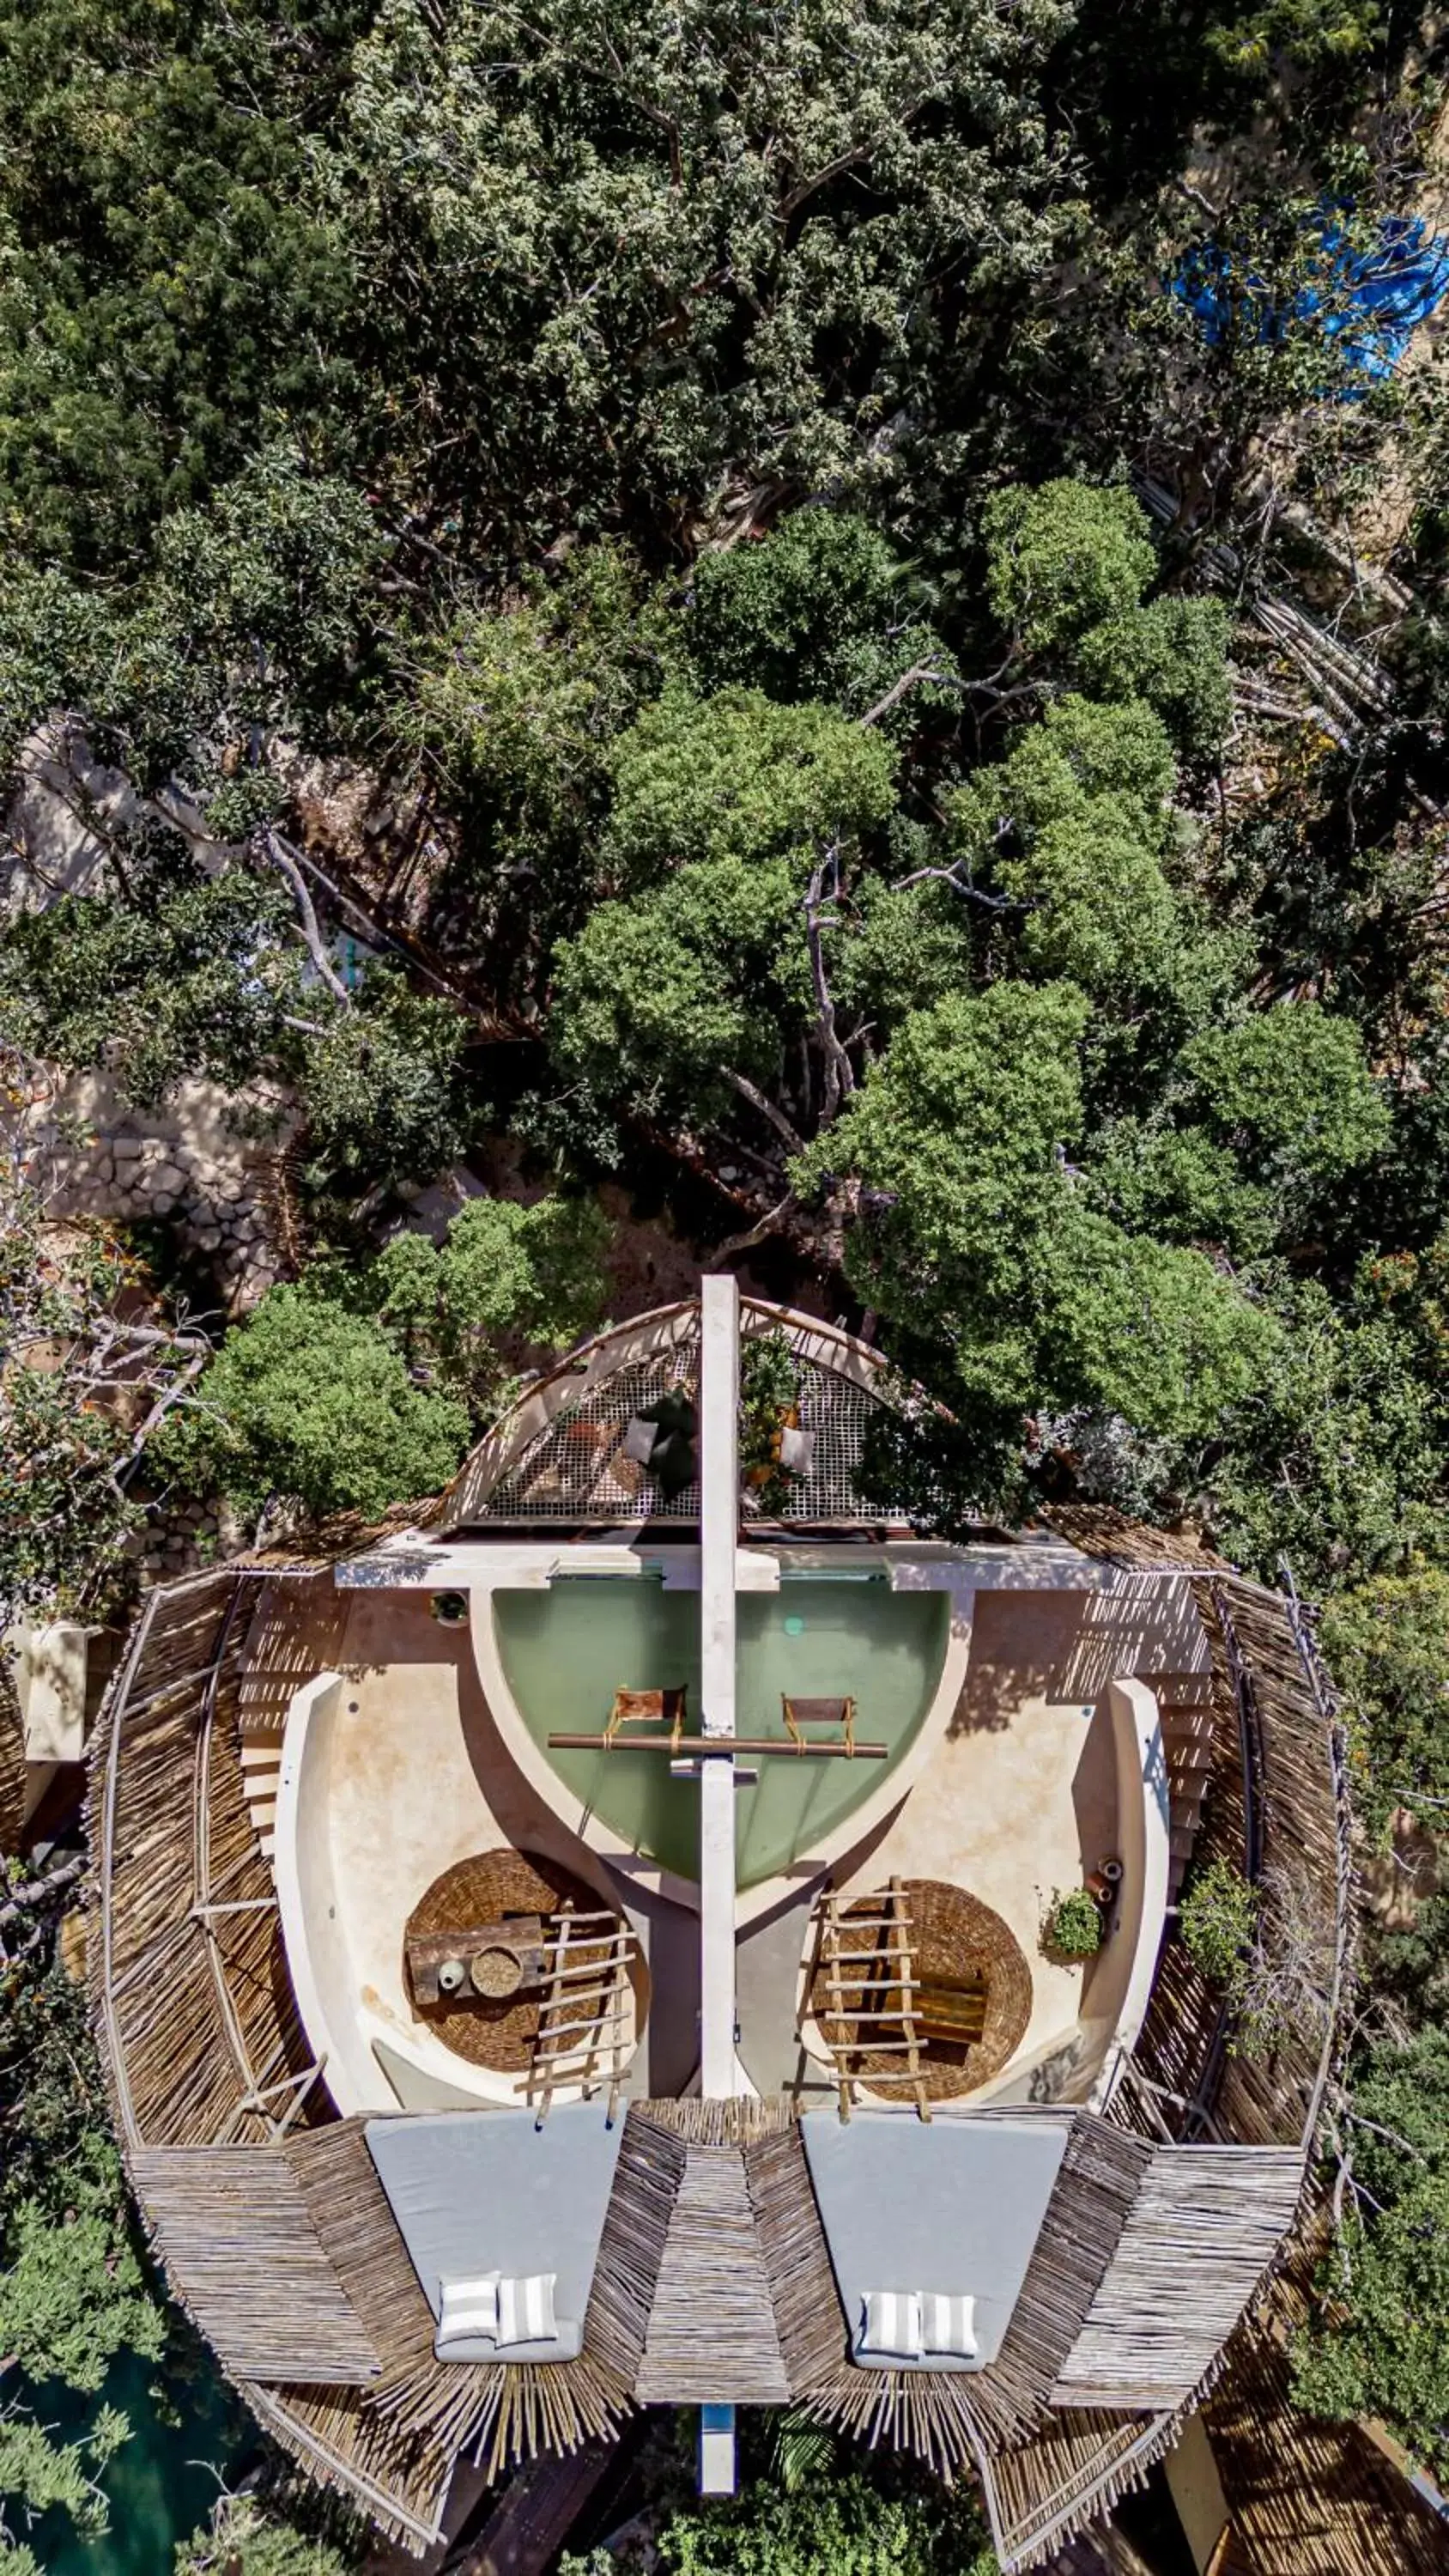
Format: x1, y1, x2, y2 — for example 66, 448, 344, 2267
546, 1732, 888, 1758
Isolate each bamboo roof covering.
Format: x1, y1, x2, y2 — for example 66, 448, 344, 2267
129, 2147, 379, 2384
1206, 2306, 1449, 2573
978, 2410, 1183, 2567
634, 2106, 791, 2404
1052, 2148, 1306, 2410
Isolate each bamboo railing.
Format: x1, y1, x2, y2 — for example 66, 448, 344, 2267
965, 1528, 1358, 2573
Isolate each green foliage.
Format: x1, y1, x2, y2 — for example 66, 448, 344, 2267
0, 1, 359, 573
340, 0, 1082, 544
1074, 596, 1234, 768
1208, 0, 1383, 74
1183, 1007, 1390, 1194
0, 1958, 168, 2555
294, 971, 472, 1202
1204, 1278, 1448, 1586
830, 877, 975, 1036
154, 1284, 470, 1524
772, 2412, 838, 2495
686, 516, 955, 726
364, 1194, 610, 1407
0, 2403, 131, 2553
1293, 2026, 1449, 2480
0, 865, 471, 1206
1319, 1566, 1449, 1844
739, 1329, 803, 1512
0, 859, 299, 1107
0, 2190, 166, 2393
798, 980, 1278, 1502
410, 544, 676, 953
949, 696, 1181, 994
603, 690, 898, 888
1083, 1120, 1270, 1257
1179, 1856, 1259, 1989
0, 445, 382, 793
657, 2455, 997, 2576
984, 481, 1157, 655
1045, 1888, 1101, 1957
0, 1134, 212, 1622
550, 857, 808, 1121
175, 2494, 357, 2576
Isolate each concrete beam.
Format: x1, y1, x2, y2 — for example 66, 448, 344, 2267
698, 1276, 739, 2096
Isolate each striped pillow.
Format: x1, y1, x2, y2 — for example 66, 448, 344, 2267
920, 2293, 977, 2360
437, 2273, 500, 2352
860, 2289, 923, 2360
496, 2271, 559, 2349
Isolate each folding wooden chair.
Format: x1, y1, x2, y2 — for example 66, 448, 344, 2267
782, 1694, 858, 1757
603, 1685, 687, 1752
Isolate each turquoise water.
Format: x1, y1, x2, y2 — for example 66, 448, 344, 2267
494, 1575, 949, 1886
17, 2350, 240, 2574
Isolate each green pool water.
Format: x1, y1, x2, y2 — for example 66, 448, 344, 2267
494, 1575, 950, 1886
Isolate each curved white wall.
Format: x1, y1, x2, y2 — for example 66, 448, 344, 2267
1084, 1677, 1172, 2109
272, 1671, 380, 2115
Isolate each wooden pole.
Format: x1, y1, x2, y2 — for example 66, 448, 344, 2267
546, 1732, 888, 1759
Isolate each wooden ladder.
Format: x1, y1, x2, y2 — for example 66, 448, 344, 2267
818, 1878, 930, 2123
523, 1905, 636, 2126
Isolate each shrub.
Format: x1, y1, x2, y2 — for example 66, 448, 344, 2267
1046, 1888, 1101, 1957
1179, 1855, 1259, 1988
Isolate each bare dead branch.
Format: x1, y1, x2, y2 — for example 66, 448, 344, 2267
256, 829, 352, 1005
803, 847, 856, 1125
717, 1066, 804, 1154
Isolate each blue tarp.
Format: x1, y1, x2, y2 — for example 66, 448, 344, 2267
1175, 210, 1449, 380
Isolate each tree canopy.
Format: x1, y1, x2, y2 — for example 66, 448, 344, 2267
5, 0, 1449, 2543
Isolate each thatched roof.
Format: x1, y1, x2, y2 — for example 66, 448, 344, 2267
85, 1524, 1356, 2566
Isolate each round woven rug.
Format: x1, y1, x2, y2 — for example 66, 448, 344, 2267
405, 1848, 612, 2070
809, 1878, 1033, 2102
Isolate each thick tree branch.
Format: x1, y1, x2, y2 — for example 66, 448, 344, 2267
860, 662, 953, 727
714, 1193, 798, 1260
891, 860, 1032, 910
717, 1066, 804, 1153
803, 847, 856, 1125
257, 829, 352, 1005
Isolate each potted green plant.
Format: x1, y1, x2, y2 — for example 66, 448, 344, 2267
739, 1329, 802, 1514
1044, 1887, 1102, 1959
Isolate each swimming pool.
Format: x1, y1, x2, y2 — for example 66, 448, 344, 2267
493, 1574, 950, 1887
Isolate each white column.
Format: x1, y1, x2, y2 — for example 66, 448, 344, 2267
698, 1273, 738, 2096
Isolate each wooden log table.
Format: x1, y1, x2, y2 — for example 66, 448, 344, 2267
406, 1915, 549, 2006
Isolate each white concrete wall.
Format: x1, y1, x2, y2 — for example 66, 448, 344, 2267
7, 1620, 89, 1765
1083, 1679, 1172, 2109
698, 1275, 739, 2096
272, 1673, 380, 2114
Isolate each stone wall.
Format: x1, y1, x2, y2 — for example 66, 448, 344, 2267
24, 1067, 298, 1315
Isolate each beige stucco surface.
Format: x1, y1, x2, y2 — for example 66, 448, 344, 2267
315, 1589, 626, 2105
270, 1574, 1138, 2115
828, 1589, 1119, 2095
